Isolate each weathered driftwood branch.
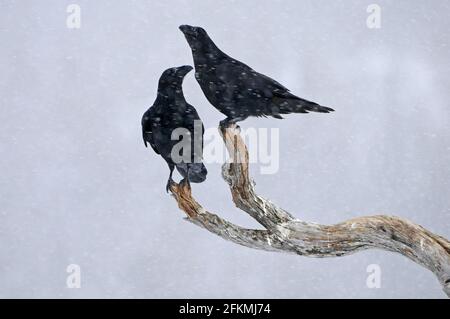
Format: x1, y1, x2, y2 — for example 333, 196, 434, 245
169, 125, 450, 297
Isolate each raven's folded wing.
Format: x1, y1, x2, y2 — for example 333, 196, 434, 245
141, 111, 160, 154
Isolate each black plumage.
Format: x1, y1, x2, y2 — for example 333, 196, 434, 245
179, 25, 334, 126
142, 65, 207, 191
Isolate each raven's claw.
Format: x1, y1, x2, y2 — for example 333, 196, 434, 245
166, 178, 175, 193
179, 177, 190, 188
219, 118, 230, 128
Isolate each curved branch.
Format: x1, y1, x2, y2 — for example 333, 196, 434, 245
169, 125, 450, 297
170, 181, 297, 253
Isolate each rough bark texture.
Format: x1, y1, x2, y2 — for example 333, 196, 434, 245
169, 125, 450, 297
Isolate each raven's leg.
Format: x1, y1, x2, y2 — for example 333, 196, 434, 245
219, 116, 247, 129
180, 165, 191, 187
166, 163, 175, 193
219, 118, 231, 128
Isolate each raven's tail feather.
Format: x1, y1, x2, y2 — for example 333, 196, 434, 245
176, 162, 207, 183
273, 97, 334, 115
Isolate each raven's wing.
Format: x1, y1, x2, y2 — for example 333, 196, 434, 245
141, 109, 160, 154
217, 58, 333, 114
216, 58, 289, 96
212, 59, 290, 110
184, 103, 205, 149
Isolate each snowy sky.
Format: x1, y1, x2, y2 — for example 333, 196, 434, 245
0, 0, 449, 298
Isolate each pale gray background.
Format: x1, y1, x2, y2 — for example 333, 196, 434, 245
0, 0, 449, 298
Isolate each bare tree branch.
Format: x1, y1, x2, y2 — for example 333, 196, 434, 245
169, 125, 450, 297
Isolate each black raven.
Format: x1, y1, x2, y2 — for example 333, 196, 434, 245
179, 25, 334, 126
142, 65, 207, 191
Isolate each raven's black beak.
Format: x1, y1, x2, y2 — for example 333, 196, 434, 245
179, 24, 197, 37
176, 65, 193, 76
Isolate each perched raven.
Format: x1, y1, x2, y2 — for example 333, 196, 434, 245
179, 25, 334, 126
142, 65, 207, 191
